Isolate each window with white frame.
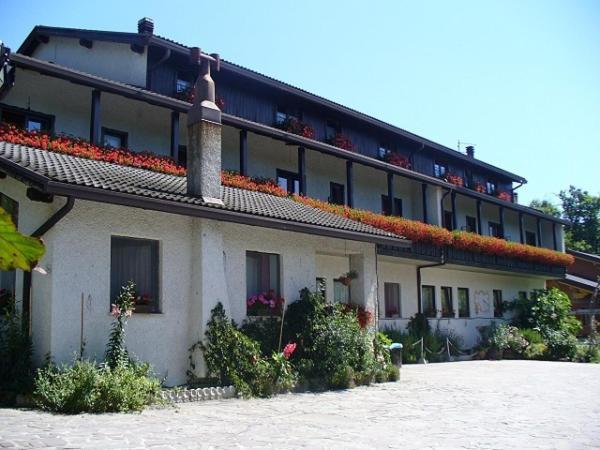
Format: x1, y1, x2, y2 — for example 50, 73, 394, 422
441, 286, 453, 317
422, 285, 436, 317
383, 282, 401, 318
458, 287, 470, 318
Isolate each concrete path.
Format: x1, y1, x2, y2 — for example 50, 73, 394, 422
0, 360, 599, 449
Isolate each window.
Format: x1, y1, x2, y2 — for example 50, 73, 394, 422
102, 127, 128, 149
466, 216, 477, 233
175, 74, 193, 94
486, 180, 497, 195
378, 143, 390, 160
325, 120, 340, 141
383, 282, 401, 318
493, 289, 503, 318
444, 210, 453, 231
0, 105, 53, 133
464, 169, 473, 188
422, 285, 436, 317
489, 221, 502, 238
0, 193, 18, 313
177, 145, 187, 168
525, 231, 537, 246
333, 279, 349, 303
316, 277, 326, 298
246, 251, 280, 301
458, 288, 470, 318
329, 182, 345, 205
518, 291, 528, 301
441, 286, 453, 317
275, 105, 300, 125
434, 161, 447, 179
276, 169, 300, 195
381, 195, 403, 217
111, 237, 159, 313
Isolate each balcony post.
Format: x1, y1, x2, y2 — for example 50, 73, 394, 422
298, 146, 306, 196
387, 172, 395, 215
552, 222, 558, 250
89, 89, 101, 145
346, 161, 354, 207
499, 206, 505, 238
537, 217, 543, 247
239, 129, 248, 176
421, 183, 428, 224
451, 191, 457, 230
476, 199, 482, 234
519, 212, 524, 244
170, 111, 179, 163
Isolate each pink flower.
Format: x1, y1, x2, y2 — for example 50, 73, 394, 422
110, 304, 121, 318
283, 342, 297, 360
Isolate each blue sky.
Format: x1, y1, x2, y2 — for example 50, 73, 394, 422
1, 0, 598, 206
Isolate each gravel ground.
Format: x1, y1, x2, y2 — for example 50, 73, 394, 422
0, 360, 599, 449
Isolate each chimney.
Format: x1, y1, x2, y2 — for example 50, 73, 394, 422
187, 49, 223, 205
466, 145, 475, 158
137, 17, 154, 35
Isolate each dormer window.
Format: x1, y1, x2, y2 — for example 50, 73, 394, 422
486, 180, 497, 195
434, 161, 447, 179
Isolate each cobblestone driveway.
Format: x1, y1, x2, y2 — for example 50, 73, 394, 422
1, 360, 599, 449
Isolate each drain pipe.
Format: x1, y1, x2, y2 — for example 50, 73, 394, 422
22, 196, 75, 334
416, 249, 447, 314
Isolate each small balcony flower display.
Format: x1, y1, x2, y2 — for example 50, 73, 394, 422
327, 132, 354, 151
496, 191, 512, 202
174, 86, 195, 103
474, 182, 487, 193
341, 303, 373, 328
276, 117, 315, 139
247, 289, 285, 316
382, 151, 411, 169
445, 173, 464, 187
337, 270, 358, 286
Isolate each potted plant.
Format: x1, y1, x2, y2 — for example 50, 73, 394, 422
446, 173, 464, 187
247, 290, 285, 316
338, 270, 358, 286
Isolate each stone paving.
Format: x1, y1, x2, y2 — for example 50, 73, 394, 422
0, 360, 599, 449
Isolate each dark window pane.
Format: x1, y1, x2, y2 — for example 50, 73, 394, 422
102, 128, 128, 149
441, 286, 453, 317
525, 231, 537, 246
422, 285, 436, 317
110, 237, 159, 313
458, 288, 470, 317
381, 195, 403, 217
444, 211, 453, 231
316, 277, 326, 298
489, 222, 502, 238
330, 182, 345, 205
466, 216, 477, 233
493, 289, 503, 317
384, 282, 401, 318
276, 169, 300, 195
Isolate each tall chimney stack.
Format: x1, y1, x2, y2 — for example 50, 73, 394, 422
137, 17, 154, 35
187, 49, 223, 205
466, 145, 475, 158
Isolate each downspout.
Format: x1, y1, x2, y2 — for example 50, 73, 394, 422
416, 249, 447, 314
511, 181, 525, 203
22, 196, 75, 334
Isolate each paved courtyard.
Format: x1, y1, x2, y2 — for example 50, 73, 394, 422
0, 360, 599, 449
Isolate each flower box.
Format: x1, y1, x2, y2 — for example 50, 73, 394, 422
446, 173, 464, 187
496, 191, 512, 202
276, 117, 315, 139
326, 133, 354, 151
383, 151, 411, 169
247, 290, 285, 317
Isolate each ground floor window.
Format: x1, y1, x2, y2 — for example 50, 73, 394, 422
110, 236, 160, 313
518, 291, 528, 301
441, 286, 453, 317
422, 285, 436, 317
493, 289, 503, 317
316, 277, 326, 298
383, 282, 401, 318
333, 279, 349, 303
458, 287, 470, 317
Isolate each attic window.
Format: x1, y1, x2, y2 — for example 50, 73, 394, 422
325, 120, 340, 141
275, 105, 300, 125
176, 77, 192, 94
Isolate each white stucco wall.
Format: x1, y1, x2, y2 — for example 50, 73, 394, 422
32, 36, 148, 87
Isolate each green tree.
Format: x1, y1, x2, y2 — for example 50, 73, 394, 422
559, 186, 600, 253
529, 199, 561, 218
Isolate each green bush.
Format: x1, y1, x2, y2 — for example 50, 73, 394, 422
489, 324, 528, 356
574, 344, 600, 363
523, 343, 547, 360
0, 301, 33, 395
34, 360, 160, 413
543, 330, 578, 360
520, 328, 544, 345
283, 289, 375, 389
372, 332, 397, 383
406, 313, 431, 338
240, 316, 281, 356
381, 327, 418, 363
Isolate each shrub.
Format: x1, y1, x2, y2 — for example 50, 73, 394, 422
381, 327, 418, 363
543, 330, 578, 360
373, 332, 396, 383
0, 300, 33, 395
520, 328, 544, 345
574, 344, 600, 363
523, 343, 547, 360
34, 360, 160, 413
489, 324, 528, 356
240, 316, 281, 356
406, 313, 431, 338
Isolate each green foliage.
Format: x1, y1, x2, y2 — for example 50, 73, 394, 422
105, 281, 136, 368
382, 327, 418, 364
373, 332, 394, 383
489, 324, 528, 356
523, 343, 547, 360
529, 199, 561, 218
33, 360, 160, 413
0, 300, 33, 395
519, 328, 544, 345
543, 330, 578, 360
510, 288, 581, 337
406, 313, 431, 338
200, 303, 296, 397
559, 186, 600, 253
240, 316, 281, 356
0, 207, 45, 271
574, 344, 600, 363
